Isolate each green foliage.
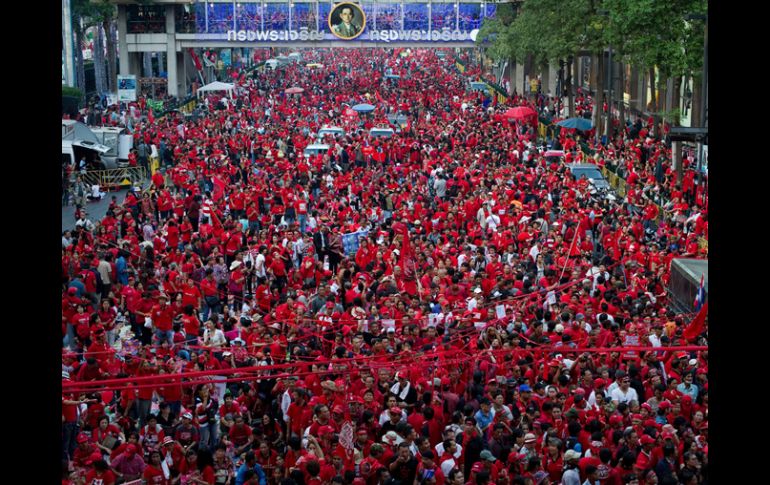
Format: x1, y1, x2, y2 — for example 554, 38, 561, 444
73, 0, 116, 28
599, 0, 706, 77
478, 0, 706, 79
62, 85, 83, 99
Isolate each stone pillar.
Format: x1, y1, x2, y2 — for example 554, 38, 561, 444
637, 68, 647, 113
514, 62, 524, 97
128, 52, 140, 78
548, 63, 558, 97
177, 51, 187, 97
165, 5, 178, 96
62, 0, 76, 86
117, 5, 129, 76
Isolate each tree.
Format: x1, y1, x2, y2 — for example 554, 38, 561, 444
72, 0, 118, 96
476, 3, 521, 95
602, 0, 706, 133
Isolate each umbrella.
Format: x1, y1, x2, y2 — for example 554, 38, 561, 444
352, 103, 376, 113
557, 117, 594, 131
306, 63, 324, 68
504, 106, 537, 120
285, 87, 304, 94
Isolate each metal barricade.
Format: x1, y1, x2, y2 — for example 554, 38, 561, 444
82, 167, 147, 190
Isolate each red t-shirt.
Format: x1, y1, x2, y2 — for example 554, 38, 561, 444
151, 303, 174, 331
84, 469, 117, 485
143, 464, 170, 484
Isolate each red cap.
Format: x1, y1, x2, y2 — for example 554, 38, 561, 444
658, 401, 672, 410
76, 433, 89, 444
632, 414, 643, 421
332, 405, 345, 414
68, 287, 77, 294
609, 415, 623, 426
389, 406, 402, 414
471, 462, 484, 473
662, 432, 675, 440
573, 388, 586, 396
357, 428, 368, 435
641, 403, 652, 411
643, 419, 658, 429
126, 444, 137, 454
318, 425, 335, 436
640, 435, 656, 445
593, 378, 606, 387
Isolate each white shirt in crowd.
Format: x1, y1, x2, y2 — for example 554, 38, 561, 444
610, 386, 639, 405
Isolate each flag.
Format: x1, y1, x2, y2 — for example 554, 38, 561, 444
683, 301, 708, 342
694, 274, 706, 311
147, 108, 154, 124
212, 176, 226, 202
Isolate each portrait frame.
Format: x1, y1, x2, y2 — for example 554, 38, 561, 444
328, 2, 366, 40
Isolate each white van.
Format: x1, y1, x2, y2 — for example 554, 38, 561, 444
317, 126, 345, 139
62, 120, 112, 169
369, 127, 395, 138
62, 139, 112, 171
304, 143, 330, 158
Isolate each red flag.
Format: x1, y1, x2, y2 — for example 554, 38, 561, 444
210, 208, 223, 231
683, 301, 708, 342
147, 108, 154, 124
212, 176, 226, 202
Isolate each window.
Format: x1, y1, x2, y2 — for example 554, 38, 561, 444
127, 5, 166, 34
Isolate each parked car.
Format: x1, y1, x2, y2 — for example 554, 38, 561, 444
567, 163, 610, 191
303, 143, 330, 158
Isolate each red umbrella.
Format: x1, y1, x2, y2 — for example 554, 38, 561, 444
504, 106, 537, 120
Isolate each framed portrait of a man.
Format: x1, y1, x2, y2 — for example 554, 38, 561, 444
329, 3, 366, 40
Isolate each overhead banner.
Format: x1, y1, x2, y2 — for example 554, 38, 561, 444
117, 75, 137, 101
190, 2, 496, 44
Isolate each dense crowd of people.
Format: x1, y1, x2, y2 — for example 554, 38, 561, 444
62, 48, 708, 485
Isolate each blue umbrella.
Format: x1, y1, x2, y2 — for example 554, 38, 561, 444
352, 103, 376, 113
557, 117, 594, 131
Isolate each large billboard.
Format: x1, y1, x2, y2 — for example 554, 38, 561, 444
189, 1, 496, 44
